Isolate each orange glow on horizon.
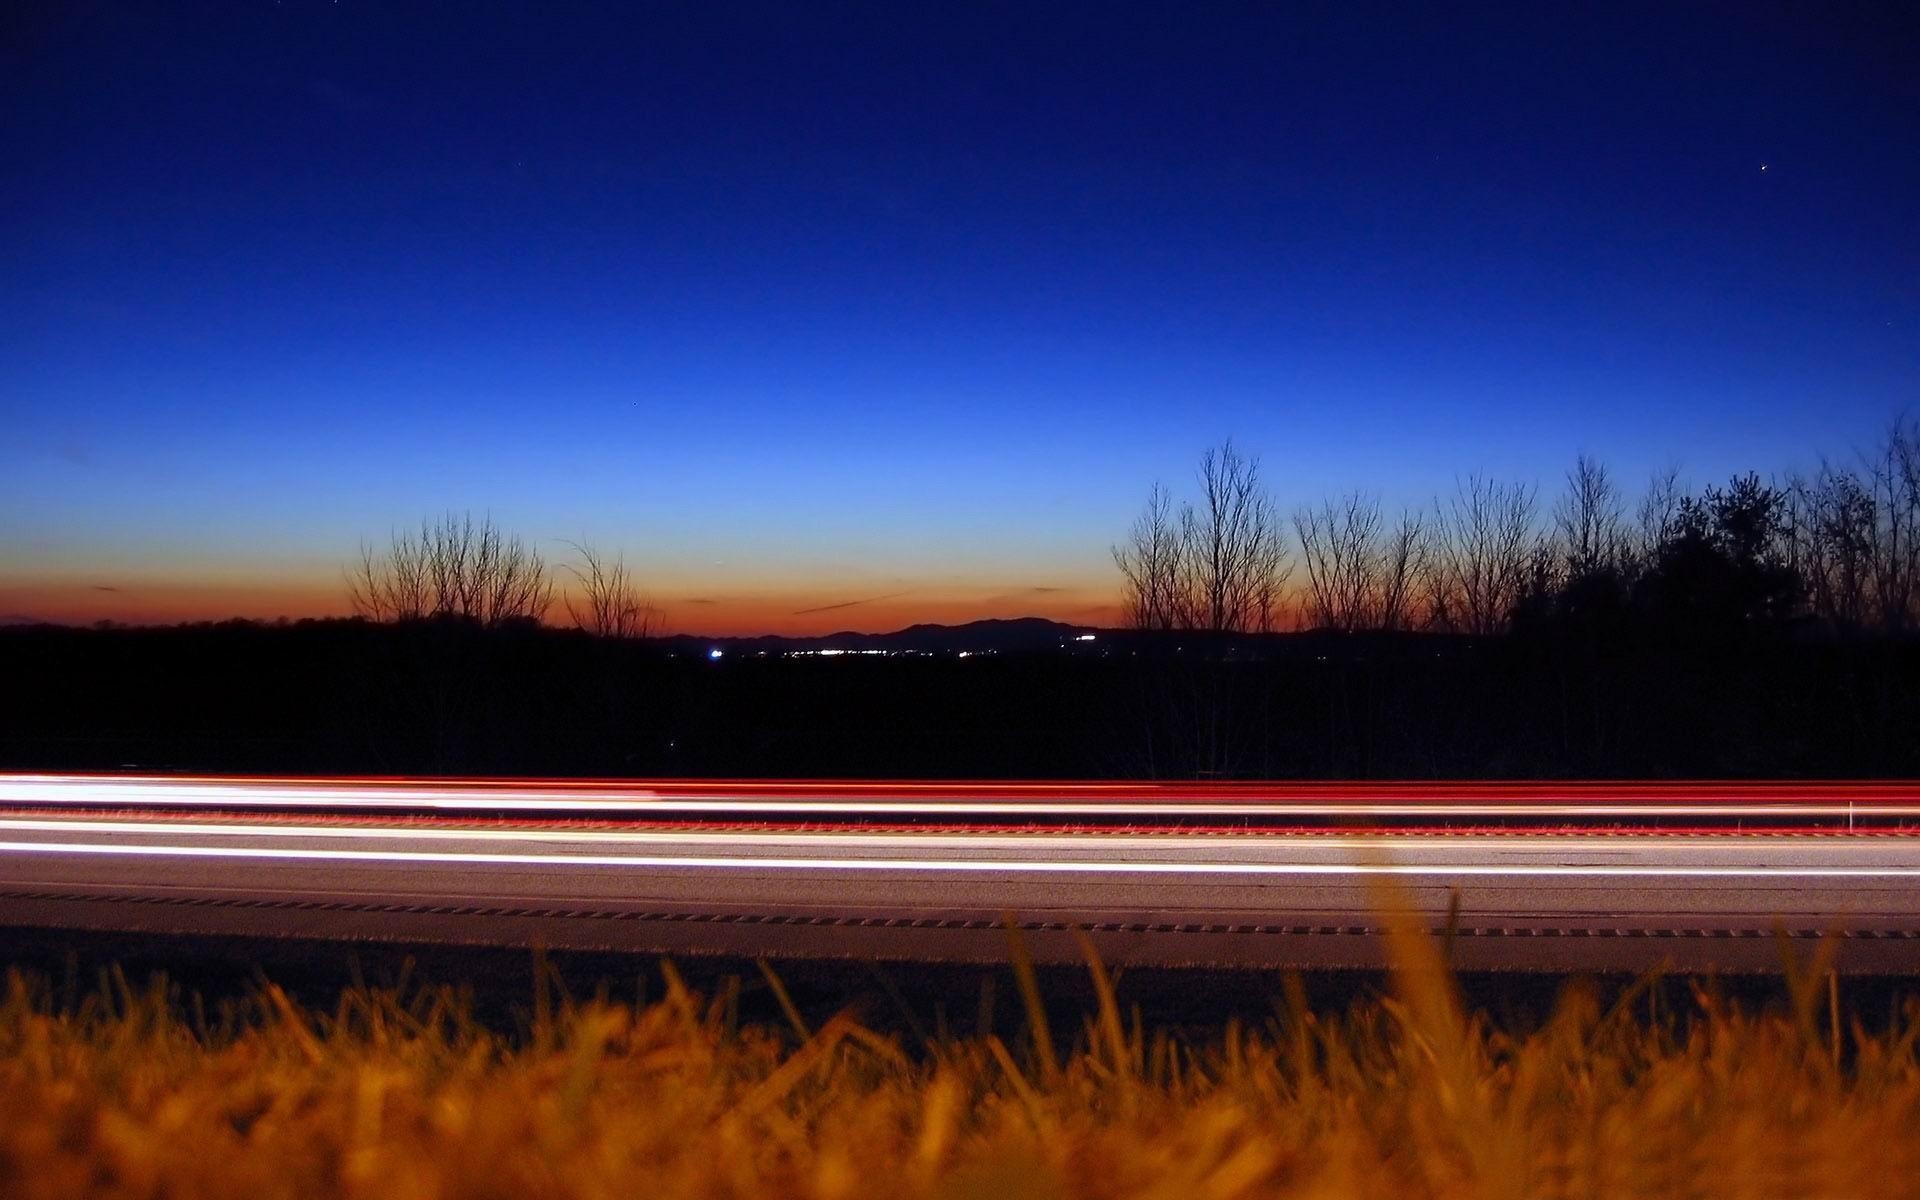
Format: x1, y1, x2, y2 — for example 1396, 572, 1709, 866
0, 577, 1125, 636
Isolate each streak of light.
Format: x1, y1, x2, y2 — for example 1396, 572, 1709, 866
0, 816, 1904, 854
5, 775, 1920, 820
4, 839, 1919, 878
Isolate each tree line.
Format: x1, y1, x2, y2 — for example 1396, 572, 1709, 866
342, 418, 1917, 649
1115, 418, 1920, 642
347, 513, 660, 638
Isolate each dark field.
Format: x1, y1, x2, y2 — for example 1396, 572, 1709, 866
5, 620, 1919, 780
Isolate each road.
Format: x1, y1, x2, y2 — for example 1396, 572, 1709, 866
2, 774, 1918, 973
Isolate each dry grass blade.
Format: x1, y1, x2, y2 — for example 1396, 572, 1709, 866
1002, 913, 1058, 1084
0, 957, 1916, 1200
756, 958, 812, 1043
1070, 927, 1132, 1079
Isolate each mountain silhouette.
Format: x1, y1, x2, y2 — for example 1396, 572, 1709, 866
659, 616, 1097, 655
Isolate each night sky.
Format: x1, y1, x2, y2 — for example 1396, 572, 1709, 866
4, 2, 1916, 632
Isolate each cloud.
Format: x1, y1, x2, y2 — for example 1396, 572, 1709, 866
976, 585, 1075, 608
791, 591, 910, 616
1062, 602, 1120, 617
91, 585, 120, 593
682, 597, 720, 607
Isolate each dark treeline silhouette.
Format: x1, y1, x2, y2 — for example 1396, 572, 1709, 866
4, 421, 1917, 780
1093, 424, 1920, 778
1118, 423, 1919, 644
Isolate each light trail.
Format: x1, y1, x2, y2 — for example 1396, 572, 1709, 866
5, 837, 1920, 877
5, 774, 1920, 823
0, 815, 1909, 855
30, 772, 1916, 797
5, 776, 1918, 971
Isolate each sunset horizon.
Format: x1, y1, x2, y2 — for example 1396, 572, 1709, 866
7, 407, 1915, 635
9, 5, 1913, 641
0, 567, 1122, 636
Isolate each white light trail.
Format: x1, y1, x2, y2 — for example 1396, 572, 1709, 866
5, 776, 1920, 820
4, 838, 1920, 879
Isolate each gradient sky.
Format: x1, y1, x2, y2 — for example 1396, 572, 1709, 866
4, 2, 1916, 633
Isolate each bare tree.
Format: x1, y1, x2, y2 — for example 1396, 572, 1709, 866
468, 517, 555, 626
563, 541, 659, 639
1113, 442, 1293, 781
1866, 416, 1920, 633
1788, 463, 1873, 629
1377, 510, 1425, 631
1293, 493, 1424, 632
1555, 454, 1626, 577
347, 513, 554, 627
1790, 418, 1920, 633
1295, 491, 1385, 632
1114, 441, 1293, 635
347, 534, 431, 622
1177, 441, 1292, 634
1112, 482, 1184, 631
1247, 507, 1294, 635
1633, 465, 1684, 572
1423, 474, 1538, 634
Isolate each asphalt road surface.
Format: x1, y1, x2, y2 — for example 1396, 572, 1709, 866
3, 774, 1918, 973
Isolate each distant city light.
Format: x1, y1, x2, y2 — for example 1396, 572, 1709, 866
1076, 633, 1096, 641
708, 648, 724, 660
749, 646, 1022, 659
789, 648, 894, 657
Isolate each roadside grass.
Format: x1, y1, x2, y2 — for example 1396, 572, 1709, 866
1, 928, 1916, 1199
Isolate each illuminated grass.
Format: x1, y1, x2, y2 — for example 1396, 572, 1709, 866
1, 946, 1916, 1198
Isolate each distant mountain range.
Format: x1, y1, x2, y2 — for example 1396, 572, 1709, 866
658, 616, 1101, 654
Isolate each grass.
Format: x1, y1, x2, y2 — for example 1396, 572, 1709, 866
1, 924, 1917, 1199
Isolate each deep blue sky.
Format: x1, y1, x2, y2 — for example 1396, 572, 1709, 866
3, 1, 1916, 629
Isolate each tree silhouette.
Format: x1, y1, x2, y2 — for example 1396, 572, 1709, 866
347, 513, 554, 627
1115, 441, 1292, 635
1294, 492, 1424, 632
1555, 455, 1627, 579
1112, 482, 1184, 631
563, 542, 660, 639
1543, 455, 1632, 624
1790, 462, 1876, 630
1638, 474, 1799, 632
1625, 464, 1680, 571
1787, 418, 1920, 634
1869, 416, 1920, 632
1422, 474, 1538, 634
1181, 441, 1292, 633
